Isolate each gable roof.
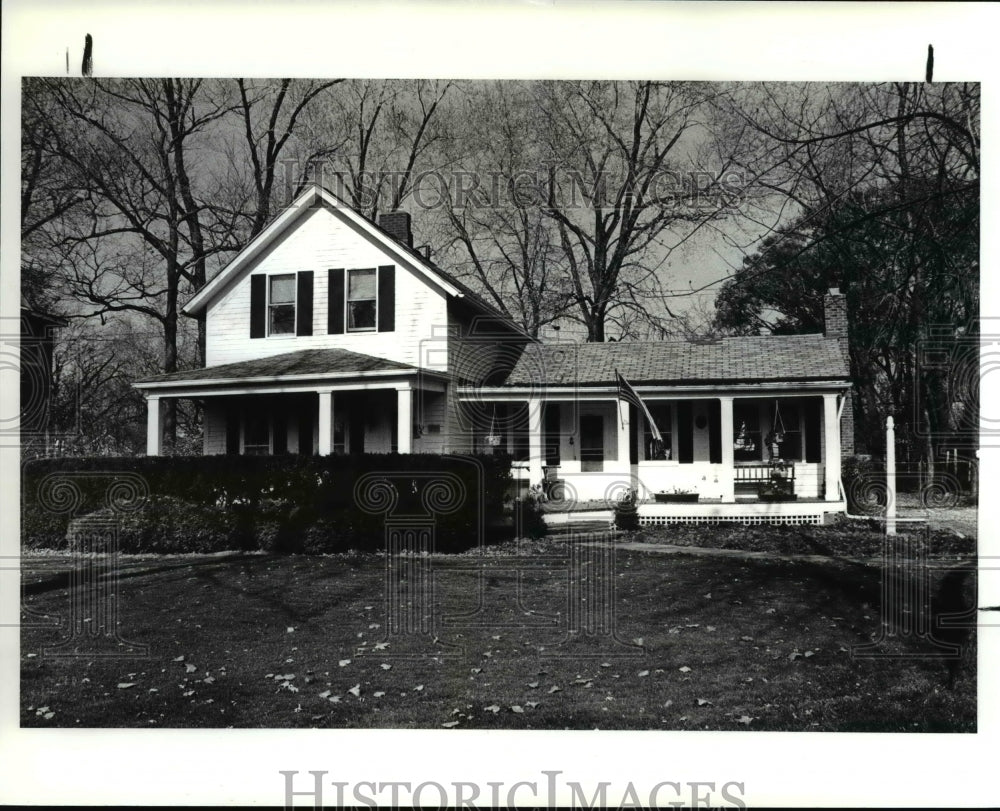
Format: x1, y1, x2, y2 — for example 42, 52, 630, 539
491, 334, 849, 387
182, 184, 528, 339
134, 347, 421, 388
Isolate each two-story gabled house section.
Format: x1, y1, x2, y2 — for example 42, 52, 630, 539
135, 183, 854, 525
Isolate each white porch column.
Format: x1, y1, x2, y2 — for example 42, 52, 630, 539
528, 397, 543, 486
617, 398, 631, 467
145, 395, 163, 456
318, 389, 333, 456
823, 393, 842, 501
719, 396, 735, 502
397, 385, 413, 454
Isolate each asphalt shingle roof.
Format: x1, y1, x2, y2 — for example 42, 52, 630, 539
496, 334, 849, 386
136, 347, 418, 385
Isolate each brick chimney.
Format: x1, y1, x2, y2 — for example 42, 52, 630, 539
824, 287, 855, 456
824, 287, 848, 340
379, 211, 413, 247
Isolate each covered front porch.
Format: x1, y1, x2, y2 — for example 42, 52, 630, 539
134, 348, 449, 457
458, 387, 850, 509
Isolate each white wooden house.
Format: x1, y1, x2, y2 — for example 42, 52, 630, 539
134, 184, 853, 524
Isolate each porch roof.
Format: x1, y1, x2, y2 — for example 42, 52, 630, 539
134, 347, 422, 389
497, 334, 849, 386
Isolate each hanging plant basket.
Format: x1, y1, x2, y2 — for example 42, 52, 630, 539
485, 434, 502, 447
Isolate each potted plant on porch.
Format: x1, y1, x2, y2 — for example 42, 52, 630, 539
758, 464, 797, 501
653, 487, 699, 504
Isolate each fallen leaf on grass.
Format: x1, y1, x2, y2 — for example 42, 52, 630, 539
318, 690, 331, 699
413, 684, 425, 692
339, 659, 352, 667
485, 705, 500, 714
638, 670, 650, 678
442, 721, 460, 728
510, 705, 524, 714
173, 655, 185, 662
632, 637, 644, 646
547, 686, 562, 694
380, 664, 392, 671
679, 666, 692, 673
528, 682, 539, 688
696, 698, 712, 707
374, 691, 385, 698
117, 682, 137, 689
527, 701, 540, 709
185, 664, 197, 673
287, 627, 295, 633
738, 715, 753, 725
348, 685, 361, 697
471, 668, 482, 674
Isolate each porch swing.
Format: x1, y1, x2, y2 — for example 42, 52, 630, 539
765, 399, 786, 461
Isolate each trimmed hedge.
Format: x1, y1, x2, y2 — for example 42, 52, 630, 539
23, 454, 512, 554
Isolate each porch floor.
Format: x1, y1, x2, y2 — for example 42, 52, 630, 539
540, 498, 845, 528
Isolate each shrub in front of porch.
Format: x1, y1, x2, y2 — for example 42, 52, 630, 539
22, 454, 513, 554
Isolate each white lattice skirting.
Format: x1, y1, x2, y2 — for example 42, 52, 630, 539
637, 500, 843, 527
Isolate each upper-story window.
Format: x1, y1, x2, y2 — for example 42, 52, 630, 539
327, 265, 395, 335
347, 268, 377, 331
250, 271, 312, 340
268, 274, 296, 335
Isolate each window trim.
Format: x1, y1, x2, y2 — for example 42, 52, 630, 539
266, 272, 298, 338
346, 267, 378, 333
241, 414, 272, 455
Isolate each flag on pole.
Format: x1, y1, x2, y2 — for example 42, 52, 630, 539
615, 369, 665, 457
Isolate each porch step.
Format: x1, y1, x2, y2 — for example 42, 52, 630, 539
545, 520, 615, 537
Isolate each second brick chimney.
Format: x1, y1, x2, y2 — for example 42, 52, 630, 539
824, 287, 855, 456
379, 211, 413, 248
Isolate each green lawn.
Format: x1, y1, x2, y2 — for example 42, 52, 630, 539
20, 535, 975, 731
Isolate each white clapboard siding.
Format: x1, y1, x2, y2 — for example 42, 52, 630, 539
792, 462, 824, 498
206, 205, 449, 369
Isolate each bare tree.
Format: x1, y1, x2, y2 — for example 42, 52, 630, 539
299, 79, 452, 218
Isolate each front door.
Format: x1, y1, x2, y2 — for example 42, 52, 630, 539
580, 414, 604, 472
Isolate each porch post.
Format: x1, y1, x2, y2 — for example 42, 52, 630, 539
318, 389, 333, 455
719, 396, 735, 502
616, 398, 631, 467
823, 393, 842, 501
397, 385, 413, 454
528, 397, 543, 486
145, 395, 162, 456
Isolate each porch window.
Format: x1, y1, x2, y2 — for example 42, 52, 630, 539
642, 402, 673, 460
268, 274, 296, 335
347, 268, 377, 331
243, 415, 271, 455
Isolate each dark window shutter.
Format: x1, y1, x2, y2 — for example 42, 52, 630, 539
544, 403, 561, 466
225, 407, 240, 455
804, 397, 822, 463
377, 265, 395, 332
296, 271, 313, 336
250, 275, 266, 338
272, 415, 287, 455
708, 399, 721, 464
677, 401, 693, 464
328, 268, 345, 334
